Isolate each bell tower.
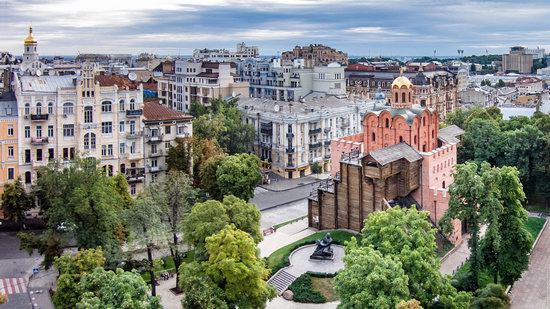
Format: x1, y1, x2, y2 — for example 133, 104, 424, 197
23, 26, 39, 64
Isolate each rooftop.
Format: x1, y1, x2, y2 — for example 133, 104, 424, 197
0, 92, 18, 117
237, 96, 373, 116
438, 125, 465, 144
96, 75, 140, 90
367, 142, 422, 166
143, 101, 193, 122
20, 75, 76, 92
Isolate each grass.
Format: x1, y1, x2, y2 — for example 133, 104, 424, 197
273, 215, 308, 230
525, 204, 550, 215
436, 237, 455, 258
288, 273, 326, 303
266, 230, 358, 276
311, 276, 338, 302
141, 251, 196, 283
525, 216, 546, 240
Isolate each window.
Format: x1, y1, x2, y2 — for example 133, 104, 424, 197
36, 149, 42, 161
130, 99, 136, 110
119, 99, 125, 111
130, 184, 136, 196
102, 145, 107, 156
101, 101, 112, 113
48, 102, 53, 114
25, 149, 31, 163
399, 136, 403, 143
48, 148, 54, 160
165, 125, 171, 134
385, 118, 389, 128
63, 124, 74, 137
108, 144, 113, 156
151, 159, 158, 167
442, 181, 446, 189
177, 125, 186, 135
130, 142, 136, 154
7, 168, 14, 180
119, 121, 125, 133
101, 122, 113, 134
25, 171, 31, 184
63, 102, 74, 114
151, 128, 159, 137
48, 125, 54, 137
70, 147, 75, 160
84, 133, 96, 150
36, 125, 42, 138
372, 132, 376, 141
151, 144, 157, 154
25, 103, 30, 115
120, 163, 126, 174
8, 146, 14, 158
7, 125, 13, 136
36, 103, 42, 115
401, 92, 406, 103
84, 106, 93, 123
63, 148, 69, 160
165, 142, 171, 149
119, 143, 125, 154
129, 121, 136, 134
394, 93, 398, 103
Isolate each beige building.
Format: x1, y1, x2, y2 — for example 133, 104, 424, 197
143, 100, 193, 183
282, 44, 348, 68
502, 46, 533, 74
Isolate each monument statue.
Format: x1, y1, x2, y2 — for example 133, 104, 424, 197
310, 233, 334, 260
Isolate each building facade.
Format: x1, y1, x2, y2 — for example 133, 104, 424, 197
192, 42, 259, 62
281, 44, 348, 68
502, 46, 534, 74
0, 91, 19, 199
309, 73, 464, 244
238, 96, 373, 179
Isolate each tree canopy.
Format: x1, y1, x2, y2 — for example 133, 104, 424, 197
216, 153, 261, 201
1, 177, 33, 223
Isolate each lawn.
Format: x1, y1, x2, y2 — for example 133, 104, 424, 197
525, 204, 550, 215
288, 272, 338, 303
267, 230, 358, 276
311, 276, 338, 302
524, 216, 546, 240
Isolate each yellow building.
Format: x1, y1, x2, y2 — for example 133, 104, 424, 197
0, 91, 19, 218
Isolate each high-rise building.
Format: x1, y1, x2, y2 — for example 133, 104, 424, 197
502, 46, 534, 74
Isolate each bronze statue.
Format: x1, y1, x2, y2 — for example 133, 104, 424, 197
310, 233, 334, 260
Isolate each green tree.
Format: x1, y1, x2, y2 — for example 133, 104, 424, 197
52, 248, 106, 309
76, 268, 161, 309
109, 173, 133, 208
183, 200, 229, 257
441, 162, 503, 291
220, 195, 262, 244
18, 230, 63, 269
199, 154, 226, 200
189, 100, 208, 118
205, 225, 276, 308
191, 137, 225, 187
311, 162, 323, 174
166, 137, 192, 174
497, 79, 505, 88
216, 153, 261, 201
501, 125, 545, 184
336, 238, 410, 309
470, 284, 510, 309
396, 299, 423, 309
178, 262, 228, 309
460, 118, 503, 165
1, 177, 33, 223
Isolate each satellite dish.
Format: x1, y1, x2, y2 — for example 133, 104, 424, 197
35, 69, 42, 76
121, 68, 129, 76
274, 104, 280, 112
128, 72, 137, 81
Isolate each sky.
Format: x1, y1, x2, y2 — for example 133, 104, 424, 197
2, 0, 550, 57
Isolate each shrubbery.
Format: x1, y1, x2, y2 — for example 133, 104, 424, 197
288, 273, 326, 303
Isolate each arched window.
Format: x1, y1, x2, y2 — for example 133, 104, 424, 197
423, 117, 426, 126
401, 92, 406, 103
399, 136, 403, 143
24, 103, 30, 115
48, 102, 53, 114
84, 133, 96, 149
442, 181, 446, 189
63, 102, 74, 114
84, 106, 93, 123
130, 99, 136, 110
394, 93, 398, 103
101, 101, 112, 113
119, 99, 125, 111
413, 135, 417, 144
372, 132, 376, 141
385, 118, 389, 128
409, 92, 411, 102
36, 103, 42, 115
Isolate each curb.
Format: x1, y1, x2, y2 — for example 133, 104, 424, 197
440, 238, 465, 263
259, 179, 323, 193
259, 197, 309, 212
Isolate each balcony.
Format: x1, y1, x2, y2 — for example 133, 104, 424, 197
30, 114, 49, 121
126, 131, 142, 139
285, 147, 295, 153
259, 142, 272, 149
309, 128, 322, 135
147, 134, 163, 143
31, 137, 49, 145
324, 140, 332, 146
126, 168, 145, 183
309, 142, 322, 149
286, 132, 294, 139
260, 128, 272, 135
150, 166, 162, 173
150, 150, 164, 157
324, 154, 331, 159
126, 109, 143, 117
286, 162, 295, 169
81, 123, 98, 130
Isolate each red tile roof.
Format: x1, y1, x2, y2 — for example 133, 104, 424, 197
345, 63, 375, 72
143, 101, 193, 122
96, 75, 140, 90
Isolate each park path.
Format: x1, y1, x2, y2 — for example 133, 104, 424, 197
258, 218, 315, 258
510, 219, 550, 309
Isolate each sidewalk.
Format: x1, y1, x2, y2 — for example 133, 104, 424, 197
439, 225, 487, 276
259, 218, 315, 258
156, 277, 181, 309
259, 173, 330, 192
27, 267, 56, 309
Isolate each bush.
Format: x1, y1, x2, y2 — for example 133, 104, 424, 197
288, 273, 326, 303
311, 162, 323, 174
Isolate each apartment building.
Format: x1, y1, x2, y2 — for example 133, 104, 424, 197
281, 44, 348, 68
503, 46, 534, 74
237, 96, 374, 178
0, 91, 19, 197
143, 100, 192, 183
239, 58, 346, 101
174, 60, 249, 112
192, 42, 259, 61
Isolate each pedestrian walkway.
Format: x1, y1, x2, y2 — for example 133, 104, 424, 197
259, 218, 315, 258
156, 277, 181, 309
0, 278, 27, 295
259, 173, 330, 192
439, 236, 470, 275
510, 219, 550, 309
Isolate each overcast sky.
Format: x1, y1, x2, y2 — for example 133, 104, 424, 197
2, 0, 550, 57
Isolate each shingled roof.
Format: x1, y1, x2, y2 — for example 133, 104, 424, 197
438, 125, 465, 144
143, 101, 193, 122
367, 143, 422, 166
96, 75, 140, 90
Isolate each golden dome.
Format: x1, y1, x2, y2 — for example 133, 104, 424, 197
391, 67, 412, 89
24, 27, 37, 44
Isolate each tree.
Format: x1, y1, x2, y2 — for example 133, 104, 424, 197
311, 162, 323, 174
166, 137, 193, 174
460, 118, 503, 165
191, 137, 224, 187
183, 200, 229, 257
205, 225, 276, 308
216, 154, 261, 201
497, 79, 505, 88
470, 284, 510, 309
178, 262, 228, 309
124, 190, 168, 296
220, 195, 262, 244
441, 162, 503, 291
471, 63, 477, 73
76, 268, 161, 309
336, 238, 410, 309
109, 172, 133, 209
199, 154, 226, 200
396, 299, 423, 309
18, 230, 63, 269
1, 177, 33, 223
189, 100, 208, 118
52, 248, 106, 309
501, 125, 545, 184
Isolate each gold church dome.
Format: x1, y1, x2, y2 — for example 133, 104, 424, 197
391, 67, 412, 89
24, 27, 37, 44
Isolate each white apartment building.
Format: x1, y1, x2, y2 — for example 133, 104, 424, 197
174, 60, 249, 112
192, 42, 259, 61
238, 96, 374, 179
143, 101, 193, 183
238, 58, 346, 102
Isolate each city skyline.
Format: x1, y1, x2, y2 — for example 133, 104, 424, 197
2, 0, 550, 57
